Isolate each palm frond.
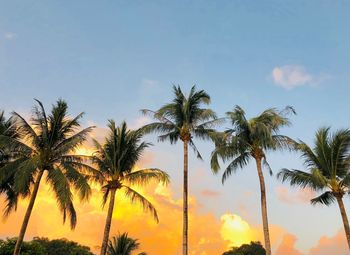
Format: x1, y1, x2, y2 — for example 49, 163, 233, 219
122, 185, 159, 222
277, 168, 326, 191
46, 167, 77, 229
311, 191, 336, 206
222, 153, 251, 184
124, 169, 169, 186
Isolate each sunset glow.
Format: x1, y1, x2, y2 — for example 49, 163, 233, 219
1, 1, 350, 255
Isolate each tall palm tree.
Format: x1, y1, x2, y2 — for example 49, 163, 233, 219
278, 127, 350, 251
211, 106, 295, 255
107, 233, 147, 255
141, 85, 220, 255
0, 110, 22, 216
0, 99, 94, 255
93, 120, 169, 255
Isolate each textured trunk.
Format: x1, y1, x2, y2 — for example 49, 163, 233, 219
255, 158, 272, 255
13, 170, 44, 255
100, 188, 117, 255
336, 195, 350, 251
183, 140, 189, 255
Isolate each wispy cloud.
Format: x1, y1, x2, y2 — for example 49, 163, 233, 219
271, 65, 328, 90
276, 186, 316, 204
4, 32, 17, 39
201, 189, 221, 197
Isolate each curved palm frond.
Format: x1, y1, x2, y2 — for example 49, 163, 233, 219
124, 169, 169, 186
122, 185, 159, 223
311, 191, 336, 206
222, 152, 251, 183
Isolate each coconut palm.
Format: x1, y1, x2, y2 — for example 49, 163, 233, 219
211, 106, 295, 255
141, 85, 220, 255
278, 127, 350, 251
93, 120, 169, 255
107, 233, 147, 255
0, 110, 21, 216
0, 99, 94, 255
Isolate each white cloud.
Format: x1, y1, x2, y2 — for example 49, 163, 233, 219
271, 65, 327, 90
4, 32, 17, 39
141, 78, 159, 89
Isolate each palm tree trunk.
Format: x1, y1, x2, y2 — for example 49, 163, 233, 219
183, 140, 189, 255
100, 188, 117, 255
335, 195, 350, 251
255, 158, 272, 255
13, 170, 44, 255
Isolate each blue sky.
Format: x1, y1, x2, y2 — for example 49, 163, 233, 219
1, 1, 350, 254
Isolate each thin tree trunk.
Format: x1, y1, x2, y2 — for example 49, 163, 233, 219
255, 158, 272, 255
336, 195, 350, 251
183, 140, 188, 255
100, 188, 117, 255
13, 170, 44, 255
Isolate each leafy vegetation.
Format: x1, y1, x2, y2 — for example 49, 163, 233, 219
0, 237, 93, 255
107, 233, 146, 255
223, 242, 266, 255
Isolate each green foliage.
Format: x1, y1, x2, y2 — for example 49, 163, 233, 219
33, 237, 93, 255
141, 85, 221, 158
0, 237, 93, 255
211, 105, 296, 182
278, 127, 350, 204
92, 120, 169, 221
0, 110, 21, 217
107, 233, 146, 255
223, 242, 266, 255
0, 99, 95, 227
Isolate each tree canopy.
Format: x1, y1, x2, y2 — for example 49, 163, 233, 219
223, 242, 266, 255
0, 237, 94, 255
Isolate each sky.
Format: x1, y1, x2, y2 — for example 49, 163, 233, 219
0, 1, 350, 254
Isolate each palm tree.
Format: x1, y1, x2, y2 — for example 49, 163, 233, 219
0, 110, 22, 216
107, 233, 147, 255
141, 85, 220, 255
93, 120, 169, 255
211, 106, 295, 255
0, 99, 94, 255
278, 127, 350, 251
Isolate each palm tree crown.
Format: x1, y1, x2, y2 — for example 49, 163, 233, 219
0, 99, 94, 227
107, 233, 147, 255
94, 120, 169, 255
211, 105, 296, 181
278, 127, 350, 203
93, 120, 169, 219
141, 85, 220, 158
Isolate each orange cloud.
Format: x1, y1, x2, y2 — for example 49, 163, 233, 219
0, 179, 228, 254
309, 230, 348, 255
276, 186, 316, 204
275, 234, 302, 255
0, 143, 306, 254
201, 189, 221, 197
